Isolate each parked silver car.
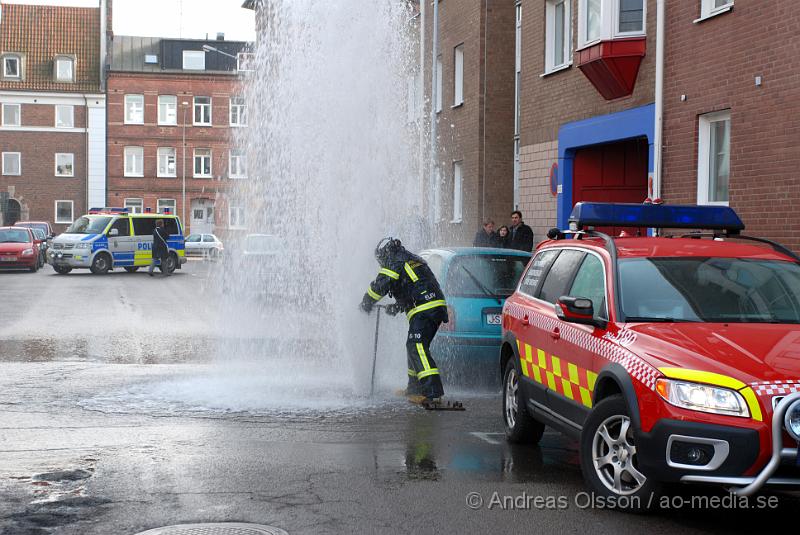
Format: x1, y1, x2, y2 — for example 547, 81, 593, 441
185, 233, 224, 259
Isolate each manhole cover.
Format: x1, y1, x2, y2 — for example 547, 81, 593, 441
134, 523, 288, 535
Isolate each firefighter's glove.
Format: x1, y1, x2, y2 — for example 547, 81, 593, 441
385, 303, 402, 316
360, 294, 374, 314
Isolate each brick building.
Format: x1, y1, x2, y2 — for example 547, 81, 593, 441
660, 1, 800, 250
0, 2, 109, 231
515, 0, 656, 239
420, 0, 517, 245
106, 35, 252, 235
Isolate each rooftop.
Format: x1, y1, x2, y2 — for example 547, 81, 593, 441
110, 35, 253, 75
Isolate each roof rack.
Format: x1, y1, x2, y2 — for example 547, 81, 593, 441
680, 231, 800, 263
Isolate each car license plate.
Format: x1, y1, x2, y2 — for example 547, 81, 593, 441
0, 257, 16, 262
486, 313, 502, 325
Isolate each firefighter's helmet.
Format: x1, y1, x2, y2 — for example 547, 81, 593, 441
375, 237, 402, 264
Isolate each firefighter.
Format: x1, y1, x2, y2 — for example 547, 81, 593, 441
360, 237, 448, 403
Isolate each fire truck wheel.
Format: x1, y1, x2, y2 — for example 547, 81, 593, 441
580, 395, 661, 511
502, 359, 545, 444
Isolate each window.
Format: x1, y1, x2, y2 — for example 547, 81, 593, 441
579, 0, 645, 48
453, 45, 464, 106
230, 97, 246, 126
194, 148, 212, 178
229, 204, 246, 229
2, 152, 20, 175
194, 96, 211, 125
55, 105, 74, 128
569, 254, 607, 318
519, 250, 559, 296
697, 110, 731, 205
538, 250, 585, 304
700, 0, 733, 19
229, 149, 246, 178
157, 198, 176, 215
55, 56, 74, 82
108, 218, 130, 236
124, 146, 144, 177
3, 55, 20, 79
237, 52, 255, 72
445, 255, 530, 298
157, 147, 177, 177
182, 50, 205, 70
55, 200, 73, 224
452, 161, 462, 223
545, 0, 572, 73
55, 153, 74, 177
2, 103, 20, 126
158, 95, 177, 125
435, 55, 442, 113
124, 198, 143, 214
124, 94, 143, 124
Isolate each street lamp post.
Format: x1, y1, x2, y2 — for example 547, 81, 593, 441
181, 101, 189, 230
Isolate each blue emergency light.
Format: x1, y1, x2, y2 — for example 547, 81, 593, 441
88, 207, 131, 214
568, 202, 745, 233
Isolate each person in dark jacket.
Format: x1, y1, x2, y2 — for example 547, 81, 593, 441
360, 237, 448, 402
496, 225, 510, 248
473, 219, 499, 247
148, 219, 170, 277
508, 210, 534, 252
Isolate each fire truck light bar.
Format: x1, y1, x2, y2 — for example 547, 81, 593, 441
568, 202, 745, 233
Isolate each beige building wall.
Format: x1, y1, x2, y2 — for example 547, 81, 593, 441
518, 141, 558, 243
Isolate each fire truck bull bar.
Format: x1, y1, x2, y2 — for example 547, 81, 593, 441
680, 391, 800, 496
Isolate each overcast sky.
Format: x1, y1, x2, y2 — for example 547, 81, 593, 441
2, 0, 256, 41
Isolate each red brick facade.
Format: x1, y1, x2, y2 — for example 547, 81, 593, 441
661, 1, 800, 251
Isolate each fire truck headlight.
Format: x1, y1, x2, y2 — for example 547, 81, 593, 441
785, 400, 800, 441
656, 378, 750, 418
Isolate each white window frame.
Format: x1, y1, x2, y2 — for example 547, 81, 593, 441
3, 54, 20, 79
230, 97, 246, 127
157, 198, 176, 215
435, 55, 443, 113
55, 200, 74, 224
2, 103, 20, 126
697, 110, 731, 206
699, 0, 734, 21
193, 148, 212, 178
545, 0, 572, 74
55, 105, 74, 128
453, 44, 464, 107
124, 146, 144, 177
2, 152, 20, 176
182, 50, 205, 71
124, 94, 144, 125
124, 198, 143, 214
193, 96, 211, 126
228, 204, 246, 229
157, 147, 177, 178
229, 149, 247, 179
55, 55, 74, 82
451, 161, 463, 223
55, 153, 74, 177
578, 0, 646, 49
158, 95, 177, 126
237, 52, 255, 72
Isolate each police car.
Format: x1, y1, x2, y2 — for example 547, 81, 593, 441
500, 202, 800, 506
48, 207, 186, 275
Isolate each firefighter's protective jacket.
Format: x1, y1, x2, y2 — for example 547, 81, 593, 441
361, 249, 448, 321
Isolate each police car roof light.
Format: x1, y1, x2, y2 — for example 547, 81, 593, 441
568, 202, 745, 233
88, 207, 131, 215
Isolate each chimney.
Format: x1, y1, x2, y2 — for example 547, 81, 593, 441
216, 32, 225, 41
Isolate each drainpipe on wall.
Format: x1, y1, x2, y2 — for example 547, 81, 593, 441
653, 0, 665, 203
418, 0, 426, 223
429, 0, 439, 225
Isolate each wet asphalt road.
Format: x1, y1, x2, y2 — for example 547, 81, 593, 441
1, 262, 799, 534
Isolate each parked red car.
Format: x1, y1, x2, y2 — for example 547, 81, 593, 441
0, 227, 39, 272
501, 203, 800, 508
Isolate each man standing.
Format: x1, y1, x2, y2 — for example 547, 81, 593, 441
360, 238, 448, 404
508, 210, 534, 252
473, 218, 499, 247
148, 219, 170, 277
